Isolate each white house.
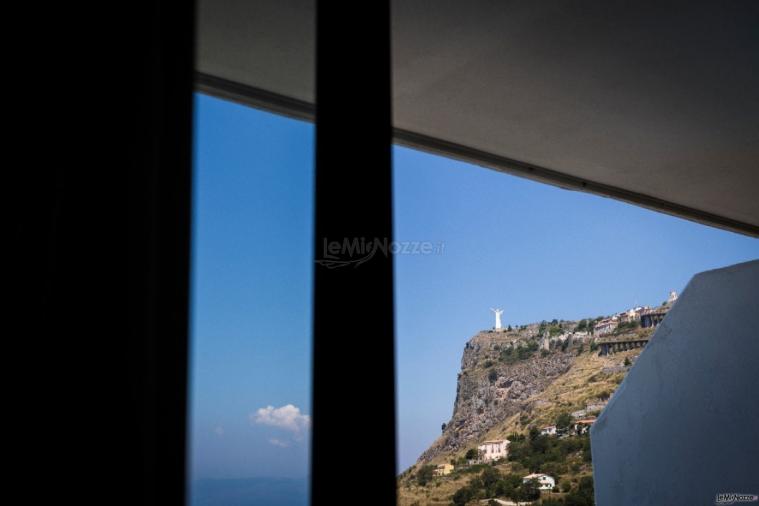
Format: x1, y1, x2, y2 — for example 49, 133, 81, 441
478, 439, 510, 461
594, 317, 619, 336
540, 425, 557, 436
523, 473, 556, 490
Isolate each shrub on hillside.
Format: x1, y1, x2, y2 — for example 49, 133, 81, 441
564, 476, 595, 506
451, 485, 474, 506
556, 412, 572, 430
415, 464, 436, 486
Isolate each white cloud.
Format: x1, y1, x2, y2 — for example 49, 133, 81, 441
268, 438, 290, 448
252, 404, 311, 434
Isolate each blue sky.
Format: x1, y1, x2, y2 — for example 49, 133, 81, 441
189, 93, 759, 479
189, 95, 313, 480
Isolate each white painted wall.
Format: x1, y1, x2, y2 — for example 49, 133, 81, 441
591, 260, 759, 505
478, 440, 509, 461
523, 474, 556, 490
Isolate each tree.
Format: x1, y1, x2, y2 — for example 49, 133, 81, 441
515, 480, 541, 502
480, 466, 503, 497
556, 412, 572, 430
441, 422, 447, 432
465, 448, 479, 460
415, 464, 435, 486
452, 486, 473, 506
565, 476, 595, 506
579, 476, 594, 495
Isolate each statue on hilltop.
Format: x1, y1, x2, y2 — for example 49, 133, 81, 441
490, 308, 504, 332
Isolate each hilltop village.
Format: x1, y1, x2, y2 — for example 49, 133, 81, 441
398, 292, 678, 506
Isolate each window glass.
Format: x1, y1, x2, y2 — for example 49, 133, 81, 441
393, 145, 758, 504
189, 94, 313, 506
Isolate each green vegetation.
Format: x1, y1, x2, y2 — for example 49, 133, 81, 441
539, 320, 564, 337
415, 464, 436, 486
507, 429, 591, 474
613, 320, 640, 335
556, 412, 572, 430
451, 467, 540, 505
500, 341, 540, 364
574, 319, 589, 332
564, 476, 595, 506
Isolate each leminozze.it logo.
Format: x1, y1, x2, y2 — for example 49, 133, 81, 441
316, 237, 444, 269
715, 493, 758, 505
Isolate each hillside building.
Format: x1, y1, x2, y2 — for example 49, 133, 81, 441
594, 317, 619, 336
433, 463, 454, 476
574, 418, 596, 435
523, 473, 556, 490
619, 308, 638, 323
478, 439, 510, 461
540, 425, 557, 436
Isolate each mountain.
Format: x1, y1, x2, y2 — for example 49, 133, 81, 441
398, 319, 651, 505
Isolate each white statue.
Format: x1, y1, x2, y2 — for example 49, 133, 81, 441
490, 308, 504, 331
668, 290, 678, 304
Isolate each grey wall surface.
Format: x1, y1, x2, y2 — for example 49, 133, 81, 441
591, 259, 759, 505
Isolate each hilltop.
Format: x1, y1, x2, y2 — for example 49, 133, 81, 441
397, 319, 653, 505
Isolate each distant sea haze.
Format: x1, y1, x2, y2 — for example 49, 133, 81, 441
191, 478, 308, 506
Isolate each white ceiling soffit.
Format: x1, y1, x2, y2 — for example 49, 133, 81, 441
197, 0, 759, 237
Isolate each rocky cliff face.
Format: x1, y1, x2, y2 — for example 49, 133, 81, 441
418, 330, 575, 462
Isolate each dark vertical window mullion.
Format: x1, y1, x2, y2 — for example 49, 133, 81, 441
312, 1, 396, 504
